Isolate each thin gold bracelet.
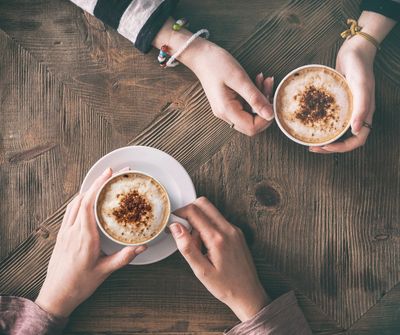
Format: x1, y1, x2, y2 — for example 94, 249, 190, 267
341, 19, 381, 50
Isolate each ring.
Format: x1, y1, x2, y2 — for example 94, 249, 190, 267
362, 121, 373, 130
229, 123, 235, 129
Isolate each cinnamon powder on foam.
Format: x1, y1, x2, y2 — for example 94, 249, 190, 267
112, 190, 152, 229
295, 85, 338, 129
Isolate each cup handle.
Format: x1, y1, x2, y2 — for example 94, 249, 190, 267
169, 213, 192, 233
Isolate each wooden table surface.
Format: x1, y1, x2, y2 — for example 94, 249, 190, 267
0, 0, 399, 334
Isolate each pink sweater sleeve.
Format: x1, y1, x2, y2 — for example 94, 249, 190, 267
0, 296, 68, 335
225, 291, 312, 335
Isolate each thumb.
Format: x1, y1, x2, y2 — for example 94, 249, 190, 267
169, 223, 211, 275
348, 82, 373, 135
100, 245, 147, 273
230, 74, 274, 121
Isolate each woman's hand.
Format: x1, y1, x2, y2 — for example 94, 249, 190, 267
310, 37, 376, 154
35, 168, 147, 318
153, 18, 274, 136
170, 197, 270, 322
184, 41, 275, 136
310, 11, 396, 154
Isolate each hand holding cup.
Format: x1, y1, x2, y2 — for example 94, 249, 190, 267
310, 38, 375, 153
35, 168, 147, 318
170, 197, 270, 322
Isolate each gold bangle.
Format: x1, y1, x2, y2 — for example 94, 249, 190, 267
340, 19, 381, 50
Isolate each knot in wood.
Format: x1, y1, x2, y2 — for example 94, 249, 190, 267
255, 184, 281, 207
374, 234, 389, 241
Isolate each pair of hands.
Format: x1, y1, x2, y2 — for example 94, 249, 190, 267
153, 15, 386, 153
36, 169, 269, 322
185, 37, 375, 153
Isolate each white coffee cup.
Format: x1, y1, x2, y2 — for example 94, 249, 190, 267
94, 170, 190, 246
273, 64, 353, 146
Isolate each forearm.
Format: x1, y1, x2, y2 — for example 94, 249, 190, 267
358, 11, 396, 43
341, 11, 396, 60
0, 296, 68, 335
227, 286, 272, 323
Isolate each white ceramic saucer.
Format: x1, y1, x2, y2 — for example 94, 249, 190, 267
80, 146, 196, 265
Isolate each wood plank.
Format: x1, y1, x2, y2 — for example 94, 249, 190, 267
64, 255, 344, 334
0, 0, 191, 138
0, 29, 117, 260
344, 282, 400, 334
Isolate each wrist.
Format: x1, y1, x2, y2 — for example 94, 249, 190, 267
341, 35, 376, 62
228, 287, 272, 322
152, 17, 214, 72
152, 17, 194, 62
178, 38, 215, 72
35, 292, 74, 318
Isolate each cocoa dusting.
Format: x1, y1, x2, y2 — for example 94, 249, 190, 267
295, 86, 337, 127
112, 190, 152, 226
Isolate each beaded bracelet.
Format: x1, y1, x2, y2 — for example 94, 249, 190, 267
157, 18, 210, 68
157, 45, 169, 67
158, 18, 189, 67
173, 18, 189, 31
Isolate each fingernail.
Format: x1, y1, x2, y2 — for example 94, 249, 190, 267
260, 105, 274, 121
352, 120, 362, 135
270, 76, 275, 87
135, 245, 147, 254
102, 167, 112, 176
169, 223, 183, 238
256, 72, 263, 85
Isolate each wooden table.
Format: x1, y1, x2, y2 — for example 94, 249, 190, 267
1, 0, 399, 333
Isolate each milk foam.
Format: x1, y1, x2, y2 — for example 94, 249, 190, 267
97, 173, 169, 244
277, 67, 352, 144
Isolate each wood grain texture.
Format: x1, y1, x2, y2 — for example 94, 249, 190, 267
0, 29, 114, 260
346, 283, 400, 334
192, 78, 400, 329
0, 0, 273, 142
1, 0, 399, 333
0, 0, 275, 261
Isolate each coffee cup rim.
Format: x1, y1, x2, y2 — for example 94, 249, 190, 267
94, 170, 171, 246
273, 64, 353, 147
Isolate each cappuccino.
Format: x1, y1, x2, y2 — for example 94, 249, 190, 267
274, 65, 353, 145
96, 172, 170, 245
